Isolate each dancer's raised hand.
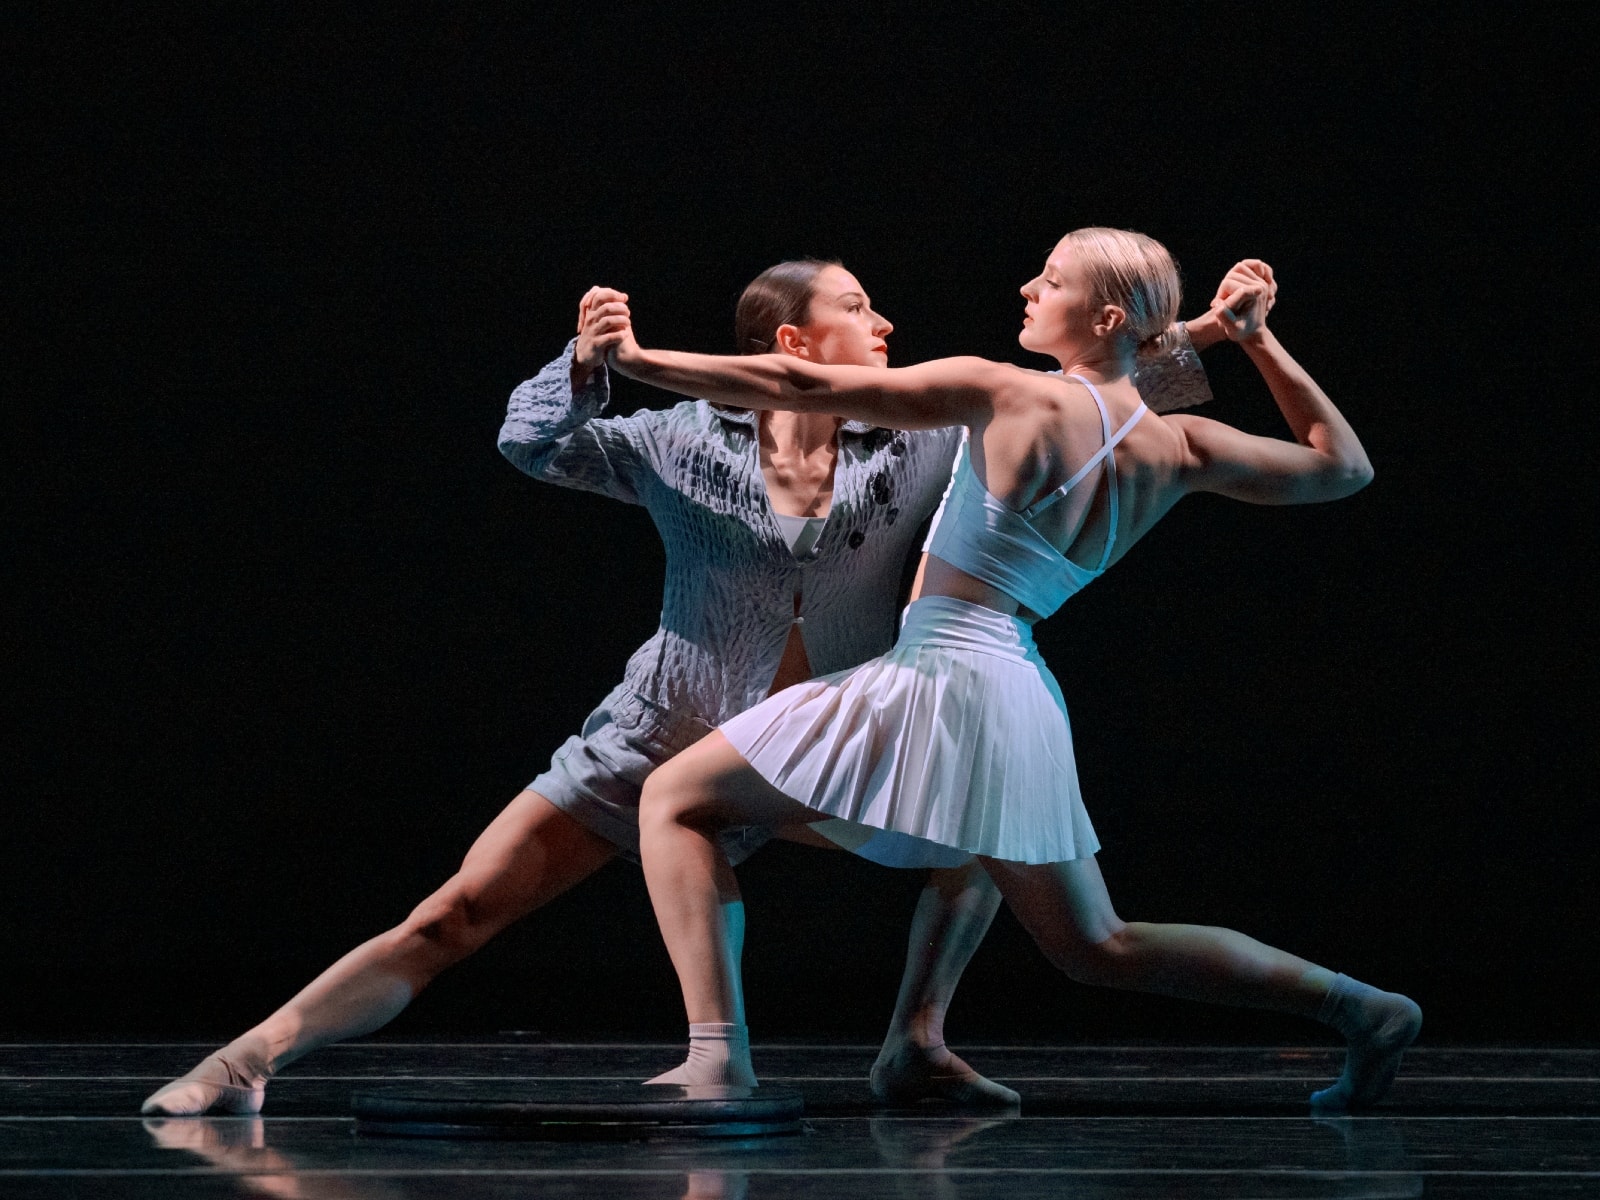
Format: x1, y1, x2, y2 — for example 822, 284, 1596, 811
1211, 259, 1277, 342
1184, 259, 1278, 348
606, 309, 643, 373
576, 286, 632, 368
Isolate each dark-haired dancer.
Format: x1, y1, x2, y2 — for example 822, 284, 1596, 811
617, 232, 1421, 1110
142, 258, 1215, 1115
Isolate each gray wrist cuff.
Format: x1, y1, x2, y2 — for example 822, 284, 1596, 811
1133, 321, 1214, 413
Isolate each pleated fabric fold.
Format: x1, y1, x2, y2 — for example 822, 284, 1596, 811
721, 596, 1098, 865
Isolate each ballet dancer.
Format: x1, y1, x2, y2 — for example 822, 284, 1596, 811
614, 231, 1422, 1110
142, 257, 1212, 1116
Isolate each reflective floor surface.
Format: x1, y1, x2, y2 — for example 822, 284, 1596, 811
4, 1042, 1597, 1197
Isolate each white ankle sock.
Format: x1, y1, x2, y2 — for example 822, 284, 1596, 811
647, 1022, 757, 1088
1310, 973, 1423, 1110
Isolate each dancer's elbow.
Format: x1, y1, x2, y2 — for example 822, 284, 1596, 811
1321, 454, 1375, 500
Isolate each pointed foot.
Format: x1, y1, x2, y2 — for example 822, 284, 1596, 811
871, 1044, 1019, 1109
140, 1049, 268, 1116
1310, 992, 1423, 1111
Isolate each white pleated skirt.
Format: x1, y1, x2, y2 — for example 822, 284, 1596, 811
722, 595, 1099, 865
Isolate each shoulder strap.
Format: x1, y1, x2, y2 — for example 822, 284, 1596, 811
1095, 402, 1145, 570
1021, 376, 1147, 520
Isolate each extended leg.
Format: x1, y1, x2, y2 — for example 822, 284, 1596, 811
871, 862, 1019, 1107
982, 855, 1420, 1110
141, 790, 616, 1115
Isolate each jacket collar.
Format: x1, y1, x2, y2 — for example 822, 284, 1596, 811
710, 403, 875, 437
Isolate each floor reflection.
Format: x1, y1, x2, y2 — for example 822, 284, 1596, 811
145, 1114, 755, 1199
1310, 1115, 1425, 1198
140, 1108, 1429, 1200
145, 1117, 402, 1200
869, 1114, 1018, 1199
679, 1169, 748, 1200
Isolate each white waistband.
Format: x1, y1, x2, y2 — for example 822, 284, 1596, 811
898, 595, 1036, 656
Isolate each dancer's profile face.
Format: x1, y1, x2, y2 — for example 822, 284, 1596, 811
1018, 240, 1101, 354
781, 266, 893, 367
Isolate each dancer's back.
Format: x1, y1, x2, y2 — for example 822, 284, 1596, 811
914, 366, 1192, 621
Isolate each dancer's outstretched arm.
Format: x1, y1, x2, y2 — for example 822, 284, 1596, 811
610, 332, 1012, 431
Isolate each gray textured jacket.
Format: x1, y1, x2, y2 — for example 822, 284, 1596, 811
498, 335, 1208, 753
499, 341, 963, 751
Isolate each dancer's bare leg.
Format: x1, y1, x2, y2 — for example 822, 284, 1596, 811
980, 855, 1421, 1110
640, 733, 1012, 1101
870, 862, 1018, 1106
141, 790, 616, 1115
636, 735, 807, 1087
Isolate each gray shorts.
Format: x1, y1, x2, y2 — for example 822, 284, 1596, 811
530, 685, 773, 866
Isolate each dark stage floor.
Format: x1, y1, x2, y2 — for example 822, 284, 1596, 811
4, 1041, 1597, 1197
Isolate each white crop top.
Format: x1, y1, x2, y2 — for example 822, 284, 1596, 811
923, 375, 1146, 619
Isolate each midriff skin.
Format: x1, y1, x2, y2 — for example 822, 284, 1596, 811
767, 622, 817, 694
912, 553, 1039, 623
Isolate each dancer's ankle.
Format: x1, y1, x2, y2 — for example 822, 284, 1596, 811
140, 1043, 271, 1117
220, 1032, 276, 1080
647, 1022, 757, 1088
1310, 973, 1422, 1110
886, 1007, 948, 1053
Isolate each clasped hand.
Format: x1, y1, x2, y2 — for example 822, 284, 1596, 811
575, 285, 636, 369
1210, 259, 1277, 342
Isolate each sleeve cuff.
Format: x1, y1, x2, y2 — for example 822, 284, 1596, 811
1133, 321, 1214, 413
565, 337, 612, 414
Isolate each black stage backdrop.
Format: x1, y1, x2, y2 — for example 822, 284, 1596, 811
8, 6, 1594, 1045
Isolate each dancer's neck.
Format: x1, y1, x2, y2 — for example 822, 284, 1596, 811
761, 409, 842, 457
760, 409, 840, 519
1053, 337, 1137, 384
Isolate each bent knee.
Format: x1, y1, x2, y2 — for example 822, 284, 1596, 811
1052, 926, 1139, 986
639, 760, 721, 834
1026, 916, 1135, 985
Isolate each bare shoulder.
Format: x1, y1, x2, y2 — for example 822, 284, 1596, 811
988, 363, 1081, 417
1161, 411, 1230, 470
